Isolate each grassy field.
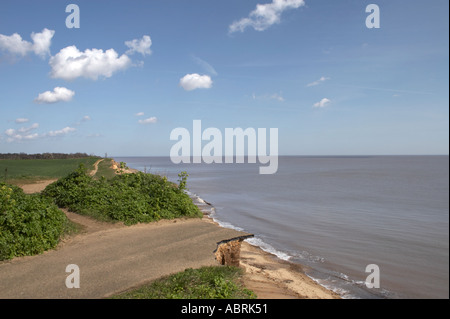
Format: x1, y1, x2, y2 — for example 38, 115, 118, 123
94, 158, 118, 180
0, 157, 104, 184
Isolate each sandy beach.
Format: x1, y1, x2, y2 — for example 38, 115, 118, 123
202, 216, 339, 299
240, 242, 339, 299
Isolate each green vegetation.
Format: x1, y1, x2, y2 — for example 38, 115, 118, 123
0, 157, 100, 184
177, 171, 189, 191
1, 157, 201, 262
115, 161, 129, 174
0, 183, 71, 261
93, 158, 117, 180
111, 266, 256, 299
42, 166, 202, 225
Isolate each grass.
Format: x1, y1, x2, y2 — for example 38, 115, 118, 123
0, 157, 100, 185
61, 217, 85, 238
111, 266, 256, 299
93, 158, 117, 180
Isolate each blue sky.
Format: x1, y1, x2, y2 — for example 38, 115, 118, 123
0, 0, 448, 156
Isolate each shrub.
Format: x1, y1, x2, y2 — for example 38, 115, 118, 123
42, 167, 202, 225
0, 183, 68, 260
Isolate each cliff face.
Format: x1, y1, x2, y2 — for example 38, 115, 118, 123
110, 160, 138, 174
214, 235, 254, 267
188, 191, 254, 267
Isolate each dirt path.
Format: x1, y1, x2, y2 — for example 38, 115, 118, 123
19, 159, 103, 194
20, 179, 58, 194
0, 216, 252, 298
89, 159, 104, 177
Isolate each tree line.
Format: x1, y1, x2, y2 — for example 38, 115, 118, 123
0, 153, 97, 160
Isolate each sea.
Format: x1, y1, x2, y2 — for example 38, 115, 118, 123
113, 156, 449, 299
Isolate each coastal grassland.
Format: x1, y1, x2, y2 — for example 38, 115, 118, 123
92, 158, 117, 180
111, 266, 256, 299
42, 166, 203, 225
0, 183, 73, 261
0, 157, 100, 185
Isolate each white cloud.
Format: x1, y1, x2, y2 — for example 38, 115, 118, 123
15, 118, 29, 124
313, 98, 331, 108
125, 35, 152, 56
2, 123, 77, 143
192, 56, 218, 76
252, 92, 285, 102
0, 28, 54, 58
5, 123, 39, 136
270, 93, 284, 101
0, 33, 32, 56
30, 28, 55, 58
4, 129, 16, 137
18, 123, 39, 133
73, 115, 92, 126
46, 127, 76, 137
49, 45, 131, 81
179, 73, 213, 91
307, 76, 330, 87
9, 133, 39, 142
4, 123, 40, 142
229, 0, 305, 33
34, 87, 75, 104
138, 117, 157, 124
135, 112, 145, 117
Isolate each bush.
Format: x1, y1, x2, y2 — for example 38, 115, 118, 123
42, 166, 202, 225
0, 183, 68, 260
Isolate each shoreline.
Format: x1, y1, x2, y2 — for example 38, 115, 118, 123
201, 212, 340, 299
190, 190, 341, 299
13, 166, 340, 299
240, 241, 340, 299
109, 160, 341, 299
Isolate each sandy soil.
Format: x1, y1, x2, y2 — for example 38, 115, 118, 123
240, 242, 340, 299
89, 159, 104, 176
202, 217, 339, 299
19, 179, 58, 194
110, 160, 139, 174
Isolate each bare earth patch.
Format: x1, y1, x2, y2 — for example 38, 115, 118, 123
19, 179, 58, 194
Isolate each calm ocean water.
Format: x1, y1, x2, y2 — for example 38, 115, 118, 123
114, 156, 449, 299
